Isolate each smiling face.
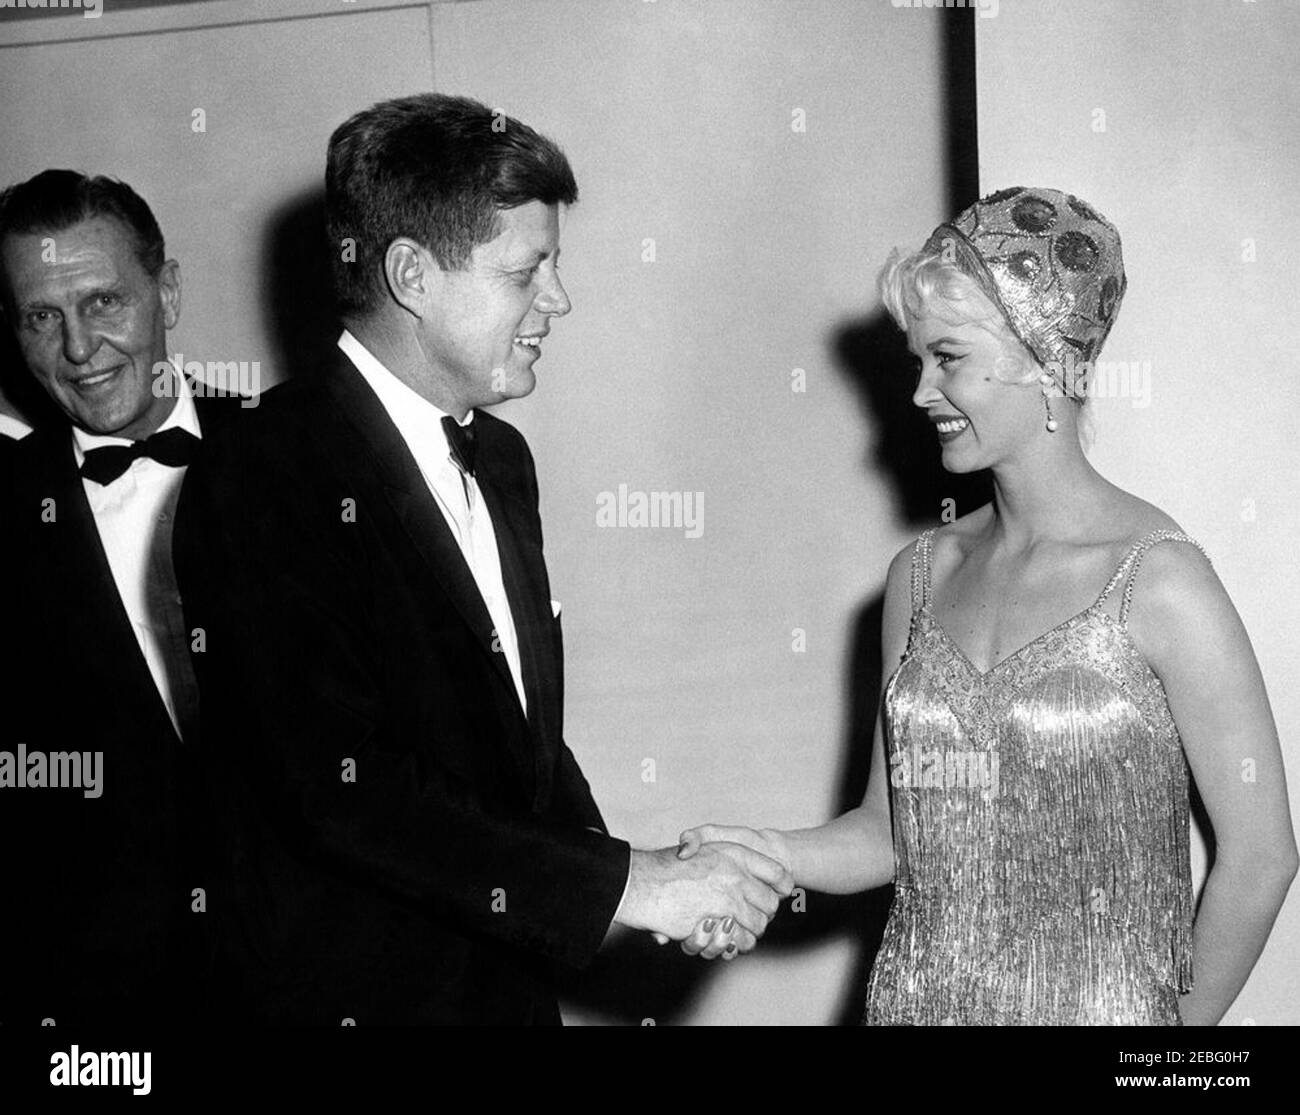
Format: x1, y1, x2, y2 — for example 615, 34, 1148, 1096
413, 199, 570, 415
2, 216, 179, 439
907, 290, 1042, 472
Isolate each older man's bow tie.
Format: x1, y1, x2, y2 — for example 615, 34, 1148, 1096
441, 415, 478, 477
80, 427, 200, 486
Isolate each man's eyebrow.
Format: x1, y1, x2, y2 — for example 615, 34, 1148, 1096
15, 297, 56, 314
81, 283, 125, 299
504, 247, 557, 268
15, 282, 124, 312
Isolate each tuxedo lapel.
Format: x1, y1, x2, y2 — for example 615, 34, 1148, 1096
477, 469, 562, 798
18, 430, 179, 746
193, 388, 238, 435
320, 359, 527, 727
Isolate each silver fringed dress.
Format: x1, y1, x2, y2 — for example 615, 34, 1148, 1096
863, 528, 1206, 1025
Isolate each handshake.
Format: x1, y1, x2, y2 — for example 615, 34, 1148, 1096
615, 825, 795, 960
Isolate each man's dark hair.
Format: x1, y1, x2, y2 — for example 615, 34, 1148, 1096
0, 170, 167, 284
326, 93, 578, 318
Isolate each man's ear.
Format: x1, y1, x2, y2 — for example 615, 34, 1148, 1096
384, 238, 441, 318
157, 259, 181, 330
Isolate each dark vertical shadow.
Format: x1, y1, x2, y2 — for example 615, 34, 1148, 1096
837, 312, 995, 530
821, 7, 987, 1026
260, 186, 340, 387
943, 5, 980, 217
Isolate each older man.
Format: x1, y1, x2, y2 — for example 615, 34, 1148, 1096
0, 171, 238, 1023
175, 93, 791, 1025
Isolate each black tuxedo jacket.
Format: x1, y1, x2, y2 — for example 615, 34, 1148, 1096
0, 389, 240, 1024
173, 354, 630, 1025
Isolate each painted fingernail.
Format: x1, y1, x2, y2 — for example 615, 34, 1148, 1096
724, 943, 737, 956
702, 919, 716, 932
721, 917, 735, 933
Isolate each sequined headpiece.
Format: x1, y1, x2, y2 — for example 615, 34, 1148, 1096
923, 187, 1126, 398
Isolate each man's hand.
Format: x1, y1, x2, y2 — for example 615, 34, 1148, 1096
615, 842, 793, 957
673, 825, 796, 959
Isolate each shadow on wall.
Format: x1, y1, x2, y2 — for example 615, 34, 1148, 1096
260, 186, 341, 388
816, 3, 989, 1022
825, 309, 994, 1022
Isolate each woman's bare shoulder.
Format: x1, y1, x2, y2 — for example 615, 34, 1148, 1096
883, 507, 995, 587
926, 492, 1193, 577
1108, 493, 1185, 546
928, 503, 994, 561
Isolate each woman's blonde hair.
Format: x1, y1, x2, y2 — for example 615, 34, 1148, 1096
879, 244, 1096, 447
880, 247, 1024, 364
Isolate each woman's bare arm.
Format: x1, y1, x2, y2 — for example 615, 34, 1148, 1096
1129, 541, 1299, 1026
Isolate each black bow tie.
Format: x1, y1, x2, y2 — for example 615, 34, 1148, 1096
80, 427, 200, 486
441, 415, 478, 476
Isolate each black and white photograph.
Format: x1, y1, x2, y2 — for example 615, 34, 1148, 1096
0, 0, 1296, 1097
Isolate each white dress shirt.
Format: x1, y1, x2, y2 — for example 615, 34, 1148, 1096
72, 367, 201, 743
338, 330, 528, 715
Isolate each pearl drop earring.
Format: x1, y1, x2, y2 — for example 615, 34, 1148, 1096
1039, 372, 1058, 433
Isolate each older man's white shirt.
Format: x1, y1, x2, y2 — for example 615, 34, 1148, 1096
71, 368, 201, 742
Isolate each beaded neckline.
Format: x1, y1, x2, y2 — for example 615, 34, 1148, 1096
908, 526, 1208, 679
922, 603, 1106, 679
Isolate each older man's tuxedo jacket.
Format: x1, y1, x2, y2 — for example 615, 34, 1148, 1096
0, 390, 239, 1024
172, 355, 630, 1025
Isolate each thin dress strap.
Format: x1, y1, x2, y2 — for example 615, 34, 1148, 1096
909, 528, 937, 615
1093, 529, 1210, 626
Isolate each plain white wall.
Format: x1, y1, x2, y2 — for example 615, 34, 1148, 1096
977, 0, 1300, 1025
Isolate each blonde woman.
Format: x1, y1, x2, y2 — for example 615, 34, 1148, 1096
680, 188, 1296, 1025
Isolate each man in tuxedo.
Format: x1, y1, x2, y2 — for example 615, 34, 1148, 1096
0, 170, 234, 1023
174, 93, 791, 1025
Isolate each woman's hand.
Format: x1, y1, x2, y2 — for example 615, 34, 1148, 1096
677, 823, 793, 875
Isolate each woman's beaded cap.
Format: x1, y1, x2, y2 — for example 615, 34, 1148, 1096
923, 187, 1127, 398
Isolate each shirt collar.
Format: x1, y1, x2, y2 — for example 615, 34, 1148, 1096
0, 412, 32, 440
71, 363, 200, 466
337, 329, 474, 462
